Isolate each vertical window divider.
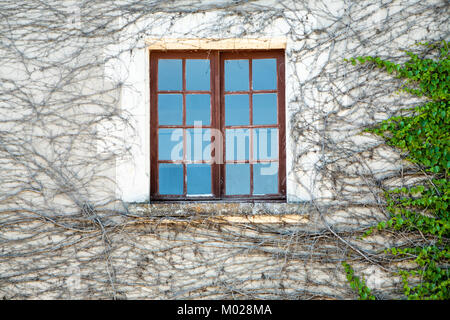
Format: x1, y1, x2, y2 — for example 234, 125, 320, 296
219, 51, 226, 198
249, 58, 254, 196
212, 51, 221, 198
182, 59, 187, 196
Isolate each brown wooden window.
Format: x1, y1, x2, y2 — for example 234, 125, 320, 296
150, 50, 285, 201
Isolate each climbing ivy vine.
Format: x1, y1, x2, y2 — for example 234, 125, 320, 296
345, 41, 449, 300
342, 262, 376, 300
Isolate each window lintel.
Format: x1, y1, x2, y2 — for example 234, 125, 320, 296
146, 38, 287, 51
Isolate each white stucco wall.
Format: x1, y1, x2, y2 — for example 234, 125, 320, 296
105, 46, 151, 202
2, 0, 448, 301
105, 0, 447, 203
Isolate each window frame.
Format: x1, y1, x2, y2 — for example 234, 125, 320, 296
150, 49, 286, 202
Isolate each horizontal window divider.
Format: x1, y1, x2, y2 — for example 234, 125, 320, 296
158, 160, 213, 164
158, 90, 211, 94
225, 125, 279, 129
224, 90, 277, 94
157, 160, 277, 164
225, 159, 278, 164
157, 125, 213, 128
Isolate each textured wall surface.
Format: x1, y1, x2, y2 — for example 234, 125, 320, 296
0, 0, 448, 299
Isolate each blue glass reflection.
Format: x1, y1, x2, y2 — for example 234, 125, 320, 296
186, 128, 211, 161
158, 128, 183, 160
187, 164, 211, 195
186, 59, 210, 91
225, 60, 249, 92
159, 163, 183, 195
253, 128, 278, 160
225, 94, 249, 126
158, 94, 183, 125
158, 59, 182, 91
226, 129, 250, 161
226, 164, 250, 195
253, 93, 277, 125
252, 59, 277, 90
253, 162, 278, 195
186, 94, 210, 125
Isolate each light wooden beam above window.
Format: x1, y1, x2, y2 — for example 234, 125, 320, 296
145, 38, 287, 50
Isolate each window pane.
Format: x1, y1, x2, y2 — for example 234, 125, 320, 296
186, 94, 210, 126
225, 94, 249, 126
253, 162, 278, 195
226, 164, 250, 195
158, 94, 182, 125
186, 128, 211, 161
253, 93, 277, 125
158, 128, 183, 160
226, 129, 250, 161
159, 163, 183, 195
252, 58, 277, 90
187, 164, 211, 195
158, 59, 182, 91
186, 59, 210, 91
225, 59, 249, 92
253, 128, 278, 160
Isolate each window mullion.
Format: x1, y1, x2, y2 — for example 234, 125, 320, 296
249, 58, 254, 196
212, 50, 222, 198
